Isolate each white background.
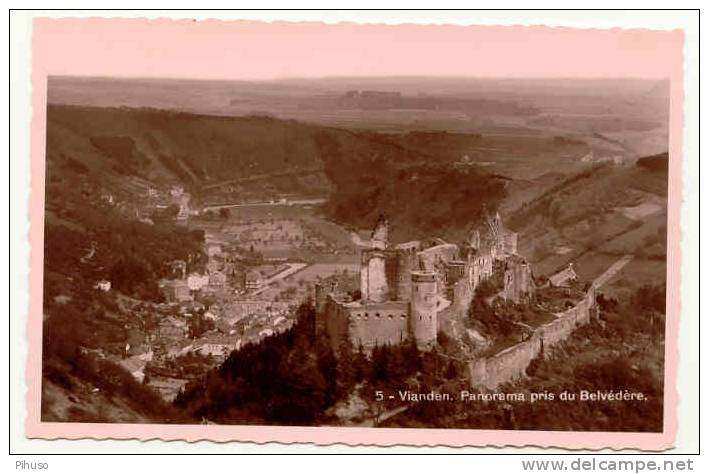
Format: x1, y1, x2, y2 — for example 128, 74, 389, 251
5, 2, 702, 469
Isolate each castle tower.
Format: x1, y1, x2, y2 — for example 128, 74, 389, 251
360, 250, 388, 303
394, 248, 416, 301
371, 214, 388, 250
360, 216, 390, 302
410, 271, 438, 351
467, 229, 481, 251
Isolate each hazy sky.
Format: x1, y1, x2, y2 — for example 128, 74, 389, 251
32, 18, 683, 80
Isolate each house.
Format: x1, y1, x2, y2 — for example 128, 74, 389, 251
94, 280, 111, 292
174, 284, 192, 302
208, 271, 228, 288
187, 301, 205, 313
149, 377, 190, 402
159, 279, 192, 302
549, 263, 578, 287
158, 316, 188, 340
244, 270, 264, 291
193, 334, 240, 358
206, 260, 221, 274
170, 260, 187, 279
187, 273, 210, 291
207, 244, 222, 257
119, 356, 147, 383
165, 341, 193, 358
215, 319, 236, 335
137, 348, 154, 362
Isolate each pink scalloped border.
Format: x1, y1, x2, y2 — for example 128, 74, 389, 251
25, 17, 685, 450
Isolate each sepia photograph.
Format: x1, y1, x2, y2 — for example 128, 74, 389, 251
17, 12, 691, 450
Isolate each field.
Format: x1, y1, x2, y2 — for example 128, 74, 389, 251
385, 131, 595, 179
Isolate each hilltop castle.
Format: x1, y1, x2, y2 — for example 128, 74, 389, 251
315, 210, 535, 353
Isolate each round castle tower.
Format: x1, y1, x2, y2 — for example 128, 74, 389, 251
410, 270, 438, 351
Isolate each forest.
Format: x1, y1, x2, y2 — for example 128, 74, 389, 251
313, 130, 508, 240
174, 302, 456, 425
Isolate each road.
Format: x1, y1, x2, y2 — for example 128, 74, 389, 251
591, 254, 634, 290
203, 198, 327, 212
250, 263, 309, 296
358, 404, 411, 427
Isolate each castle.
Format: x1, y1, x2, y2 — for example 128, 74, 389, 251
315, 210, 535, 353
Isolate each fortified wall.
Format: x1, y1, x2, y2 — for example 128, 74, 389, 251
321, 293, 411, 351
467, 288, 598, 390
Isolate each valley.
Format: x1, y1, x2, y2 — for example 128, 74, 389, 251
40, 76, 669, 428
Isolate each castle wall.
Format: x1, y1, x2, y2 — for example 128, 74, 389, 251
502, 232, 518, 256
453, 277, 473, 312
469, 253, 494, 292
323, 296, 351, 349
418, 244, 458, 272
445, 260, 467, 284
346, 301, 410, 351
468, 289, 596, 389
469, 334, 543, 390
537, 291, 595, 346
436, 302, 458, 336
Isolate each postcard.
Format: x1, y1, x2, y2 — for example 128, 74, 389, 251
23, 14, 686, 450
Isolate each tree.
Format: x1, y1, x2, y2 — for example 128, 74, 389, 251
189, 313, 214, 339
445, 360, 458, 379
370, 345, 391, 383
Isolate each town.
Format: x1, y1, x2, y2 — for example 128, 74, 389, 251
81, 179, 362, 403
86, 174, 611, 404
